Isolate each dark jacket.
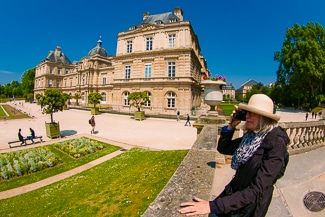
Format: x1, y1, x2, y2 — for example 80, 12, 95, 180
18, 131, 24, 141
213, 126, 289, 217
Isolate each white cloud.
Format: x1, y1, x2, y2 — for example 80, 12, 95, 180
0, 70, 14, 74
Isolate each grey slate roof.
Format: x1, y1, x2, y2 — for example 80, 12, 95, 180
88, 39, 108, 57
240, 79, 258, 87
136, 12, 181, 27
44, 47, 71, 64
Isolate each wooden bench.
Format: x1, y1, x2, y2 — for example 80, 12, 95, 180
8, 136, 43, 148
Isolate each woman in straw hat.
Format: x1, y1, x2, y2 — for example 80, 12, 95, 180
179, 94, 289, 217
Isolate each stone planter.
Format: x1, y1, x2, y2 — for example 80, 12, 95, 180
201, 80, 226, 112
45, 122, 61, 138
134, 111, 145, 121
91, 107, 99, 115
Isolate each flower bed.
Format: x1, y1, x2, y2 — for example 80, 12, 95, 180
0, 147, 61, 180
54, 137, 105, 158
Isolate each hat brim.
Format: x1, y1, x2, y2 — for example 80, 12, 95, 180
238, 103, 280, 122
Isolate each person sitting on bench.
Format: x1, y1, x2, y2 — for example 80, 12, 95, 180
18, 128, 25, 145
27, 128, 35, 144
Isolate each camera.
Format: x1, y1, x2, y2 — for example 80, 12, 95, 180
233, 110, 247, 121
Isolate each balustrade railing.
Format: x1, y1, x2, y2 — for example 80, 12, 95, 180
279, 121, 325, 154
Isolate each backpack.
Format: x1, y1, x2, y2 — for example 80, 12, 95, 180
89, 119, 91, 124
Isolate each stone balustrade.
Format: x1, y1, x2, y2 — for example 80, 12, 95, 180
279, 120, 325, 155
142, 117, 325, 217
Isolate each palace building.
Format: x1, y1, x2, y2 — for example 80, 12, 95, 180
34, 7, 210, 116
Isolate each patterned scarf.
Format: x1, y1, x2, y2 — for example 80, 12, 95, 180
231, 130, 269, 170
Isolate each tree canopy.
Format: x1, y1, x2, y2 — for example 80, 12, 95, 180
88, 92, 102, 108
128, 92, 149, 112
39, 88, 65, 123
274, 22, 325, 108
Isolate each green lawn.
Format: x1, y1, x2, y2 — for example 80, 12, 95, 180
0, 106, 6, 117
0, 139, 187, 217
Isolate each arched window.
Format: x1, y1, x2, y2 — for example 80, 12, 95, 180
101, 92, 106, 102
166, 91, 176, 108
144, 91, 151, 107
123, 91, 130, 106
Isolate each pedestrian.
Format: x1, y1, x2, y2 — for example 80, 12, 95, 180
18, 128, 25, 145
184, 114, 191, 126
179, 94, 289, 216
89, 116, 96, 134
305, 112, 308, 121
177, 110, 180, 121
28, 128, 35, 144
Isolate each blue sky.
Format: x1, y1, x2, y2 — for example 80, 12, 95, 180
1, 0, 324, 89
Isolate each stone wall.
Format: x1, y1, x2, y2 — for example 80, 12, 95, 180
142, 125, 220, 217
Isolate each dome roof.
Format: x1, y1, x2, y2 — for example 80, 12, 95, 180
88, 39, 108, 57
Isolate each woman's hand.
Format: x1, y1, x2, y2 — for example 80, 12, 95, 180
178, 196, 210, 216
228, 105, 242, 130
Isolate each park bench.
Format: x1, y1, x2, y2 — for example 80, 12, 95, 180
8, 136, 43, 148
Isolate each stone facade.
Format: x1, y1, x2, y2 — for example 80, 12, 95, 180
34, 7, 210, 116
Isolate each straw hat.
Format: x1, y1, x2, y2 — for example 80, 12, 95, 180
238, 94, 280, 121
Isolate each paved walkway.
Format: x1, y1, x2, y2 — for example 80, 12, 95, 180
0, 102, 324, 216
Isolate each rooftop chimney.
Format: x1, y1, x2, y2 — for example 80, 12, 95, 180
174, 7, 183, 21
143, 12, 150, 20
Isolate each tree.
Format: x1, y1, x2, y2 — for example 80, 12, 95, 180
35, 93, 43, 104
62, 93, 71, 105
21, 68, 35, 97
73, 93, 81, 106
39, 88, 65, 123
274, 22, 325, 108
128, 92, 149, 112
88, 92, 102, 108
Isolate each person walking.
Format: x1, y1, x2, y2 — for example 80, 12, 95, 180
305, 112, 308, 121
184, 114, 191, 126
177, 110, 181, 121
179, 94, 289, 217
89, 116, 96, 134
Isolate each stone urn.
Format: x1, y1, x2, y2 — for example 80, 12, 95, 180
201, 80, 226, 112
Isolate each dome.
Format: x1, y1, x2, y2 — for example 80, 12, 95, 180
88, 39, 108, 57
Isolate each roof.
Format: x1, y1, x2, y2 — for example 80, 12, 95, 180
88, 39, 108, 57
240, 79, 258, 87
135, 12, 181, 27
44, 46, 71, 64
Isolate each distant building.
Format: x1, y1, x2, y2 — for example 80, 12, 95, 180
235, 79, 258, 98
222, 83, 236, 100
34, 7, 209, 116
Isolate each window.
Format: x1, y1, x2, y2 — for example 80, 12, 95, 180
103, 76, 106, 85
167, 91, 176, 108
81, 92, 85, 101
144, 91, 151, 107
127, 41, 133, 53
58, 68, 61, 75
48, 80, 52, 87
82, 75, 86, 85
123, 91, 130, 106
64, 80, 67, 87
56, 80, 60, 87
168, 62, 176, 77
169, 34, 176, 48
50, 67, 53, 74
65, 69, 69, 74
144, 64, 152, 78
146, 37, 153, 50
101, 92, 106, 102
125, 66, 131, 79
70, 78, 73, 87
